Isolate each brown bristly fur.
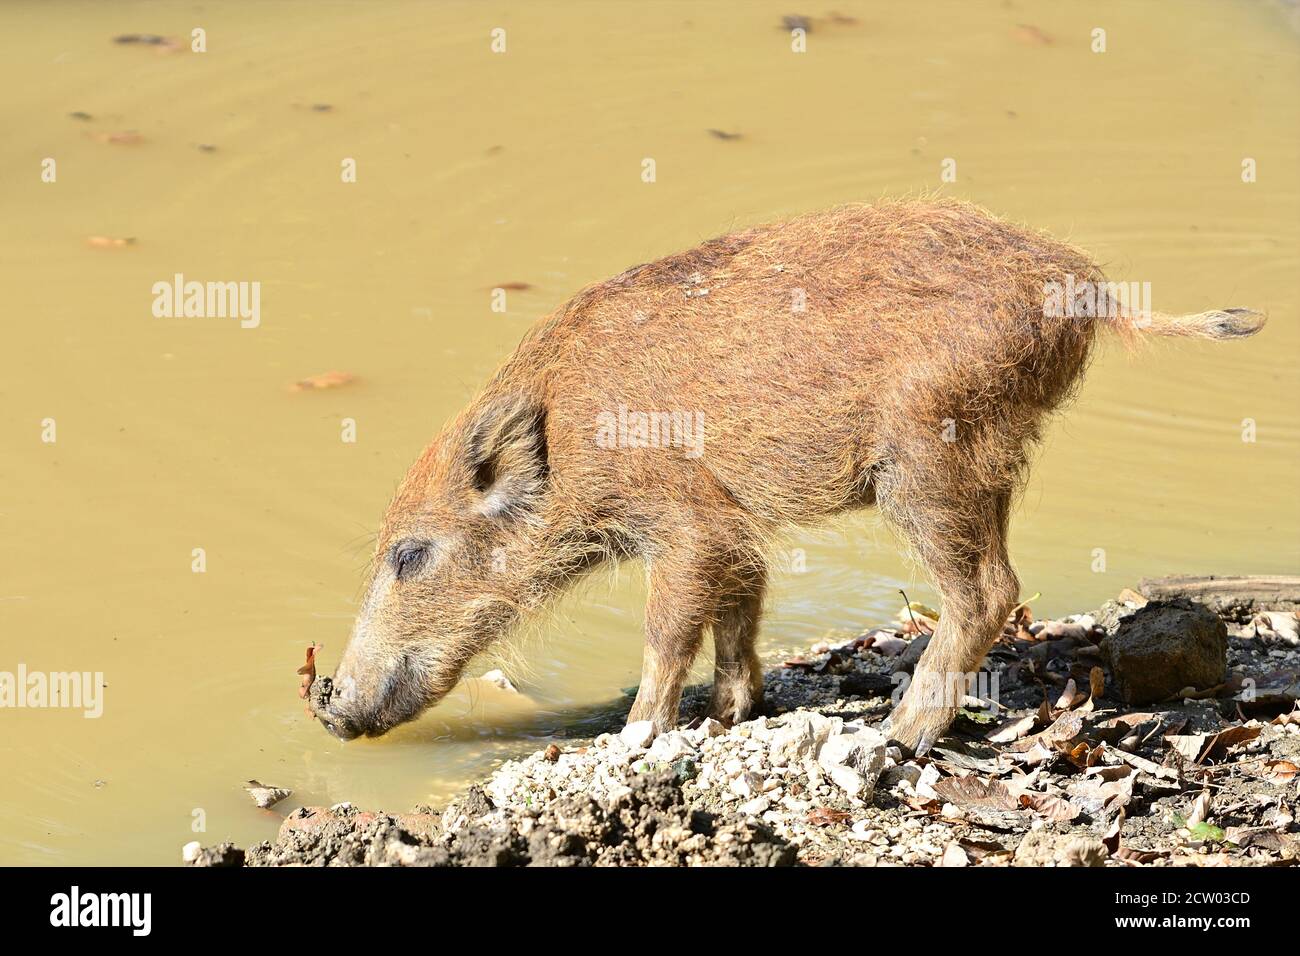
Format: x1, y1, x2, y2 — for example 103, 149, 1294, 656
320, 198, 1262, 752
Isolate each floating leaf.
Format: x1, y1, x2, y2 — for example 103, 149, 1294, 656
289, 370, 356, 392
297, 643, 321, 700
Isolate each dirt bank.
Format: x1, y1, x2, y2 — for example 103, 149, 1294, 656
194, 578, 1300, 867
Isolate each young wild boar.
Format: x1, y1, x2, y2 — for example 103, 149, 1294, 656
314, 198, 1263, 754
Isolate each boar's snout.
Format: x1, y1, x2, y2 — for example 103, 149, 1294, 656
317, 648, 436, 741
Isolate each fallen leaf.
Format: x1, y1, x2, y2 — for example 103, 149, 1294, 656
932, 776, 1018, 811
1110, 745, 1180, 781
958, 839, 1013, 863
806, 807, 852, 827
1019, 791, 1081, 822
1168, 725, 1263, 764
1007, 710, 1084, 753
1089, 666, 1105, 701
1166, 733, 1208, 764
986, 713, 1036, 744
1055, 678, 1082, 710
89, 130, 145, 145
1186, 790, 1212, 828
1012, 24, 1053, 45
1264, 759, 1298, 782
289, 370, 356, 392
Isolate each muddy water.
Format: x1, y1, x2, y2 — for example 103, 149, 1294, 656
1, 1, 1296, 865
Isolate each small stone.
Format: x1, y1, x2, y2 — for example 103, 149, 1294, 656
828, 766, 866, 797
730, 772, 765, 798
695, 717, 727, 739
648, 731, 696, 763
543, 744, 561, 762
620, 720, 656, 749
816, 728, 888, 797
738, 796, 771, 816
766, 711, 843, 766
671, 758, 698, 782
181, 841, 202, 863
244, 780, 292, 809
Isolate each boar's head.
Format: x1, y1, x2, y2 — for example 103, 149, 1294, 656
317, 392, 583, 740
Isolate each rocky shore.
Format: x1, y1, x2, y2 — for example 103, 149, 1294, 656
193, 576, 1300, 867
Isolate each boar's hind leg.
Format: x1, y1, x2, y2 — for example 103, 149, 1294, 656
882, 487, 1019, 756
708, 563, 767, 726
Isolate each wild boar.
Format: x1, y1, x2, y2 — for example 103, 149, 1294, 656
314, 198, 1262, 754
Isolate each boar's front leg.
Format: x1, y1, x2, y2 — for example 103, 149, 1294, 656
625, 539, 729, 735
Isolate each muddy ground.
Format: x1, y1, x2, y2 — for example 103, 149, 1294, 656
193, 578, 1300, 867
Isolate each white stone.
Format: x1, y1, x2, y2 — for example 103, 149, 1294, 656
181, 841, 202, 863
816, 727, 888, 797
730, 771, 765, 798
619, 720, 656, 750
738, 796, 771, 816
766, 711, 844, 766
916, 763, 942, 801
694, 717, 727, 740
828, 765, 867, 797
647, 731, 695, 763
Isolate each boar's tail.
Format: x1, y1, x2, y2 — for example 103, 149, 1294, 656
1114, 307, 1266, 341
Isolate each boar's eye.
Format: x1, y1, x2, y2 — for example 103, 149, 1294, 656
391, 540, 431, 580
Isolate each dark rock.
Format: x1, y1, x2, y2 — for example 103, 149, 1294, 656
839, 672, 897, 698
189, 842, 245, 867
1102, 599, 1227, 704
898, 634, 930, 673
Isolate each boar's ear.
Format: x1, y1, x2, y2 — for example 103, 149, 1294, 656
464, 394, 549, 518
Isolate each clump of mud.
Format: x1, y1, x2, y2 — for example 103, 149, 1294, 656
237, 771, 794, 867
306, 675, 333, 717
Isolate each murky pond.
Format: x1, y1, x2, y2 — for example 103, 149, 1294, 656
1, 1, 1296, 864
